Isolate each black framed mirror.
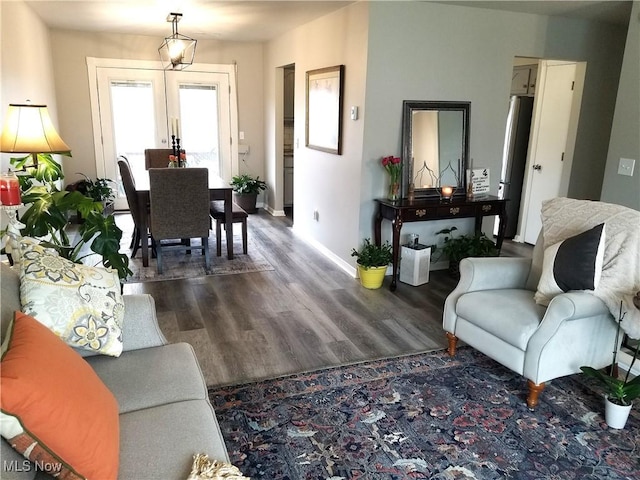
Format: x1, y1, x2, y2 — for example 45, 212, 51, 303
401, 100, 470, 198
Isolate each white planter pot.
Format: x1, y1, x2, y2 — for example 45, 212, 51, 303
604, 396, 632, 429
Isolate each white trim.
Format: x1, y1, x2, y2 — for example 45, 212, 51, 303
619, 350, 640, 376
291, 226, 357, 278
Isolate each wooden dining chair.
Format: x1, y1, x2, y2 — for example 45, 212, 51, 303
118, 158, 148, 258
144, 149, 173, 169
148, 168, 211, 274
210, 200, 248, 256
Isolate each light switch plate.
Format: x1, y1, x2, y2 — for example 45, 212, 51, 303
618, 158, 635, 176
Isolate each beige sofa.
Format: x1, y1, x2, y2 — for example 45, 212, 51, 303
0, 263, 229, 479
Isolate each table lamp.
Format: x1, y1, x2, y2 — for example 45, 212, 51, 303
0, 103, 71, 166
0, 103, 71, 262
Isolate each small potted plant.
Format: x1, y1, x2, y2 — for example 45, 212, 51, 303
581, 295, 640, 429
70, 174, 116, 217
230, 174, 267, 213
351, 238, 393, 289
435, 226, 499, 277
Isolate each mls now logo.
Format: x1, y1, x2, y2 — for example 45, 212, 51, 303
3, 460, 63, 474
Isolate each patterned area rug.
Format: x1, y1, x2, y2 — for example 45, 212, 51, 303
209, 348, 639, 479
125, 236, 274, 283
114, 215, 274, 283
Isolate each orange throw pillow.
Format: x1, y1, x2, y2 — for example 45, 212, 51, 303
0, 312, 119, 479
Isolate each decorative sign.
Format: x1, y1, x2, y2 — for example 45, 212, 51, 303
469, 168, 490, 195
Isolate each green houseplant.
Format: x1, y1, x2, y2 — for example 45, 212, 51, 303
9, 154, 131, 281
230, 174, 267, 213
351, 238, 393, 289
581, 296, 640, 428
435, 226, 499, 277
69, 174, 116, 218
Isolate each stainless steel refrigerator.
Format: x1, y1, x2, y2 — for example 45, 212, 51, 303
498, 95, 534, 239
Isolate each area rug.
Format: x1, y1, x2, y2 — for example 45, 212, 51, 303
209, 348, 639, 479
125, 235, 274, 283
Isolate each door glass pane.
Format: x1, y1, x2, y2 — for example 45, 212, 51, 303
110, 81, 156, 196
178, 84, 220, 176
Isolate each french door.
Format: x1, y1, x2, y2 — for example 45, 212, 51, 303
88, 59, 237, 210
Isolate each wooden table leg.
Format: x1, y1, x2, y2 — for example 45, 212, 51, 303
224, 190, 234, 260
139, 191, 150, 267
390, 213, 402, 291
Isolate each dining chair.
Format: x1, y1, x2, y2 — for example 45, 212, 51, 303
210, 200, 248, 256
144, 149, 174, 170
118, 159, 148, 258
148, 168, 211, 274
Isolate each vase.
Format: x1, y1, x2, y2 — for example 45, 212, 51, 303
604, 396, 632, 429
357, 264, 387, 289
388, 181, 400, 201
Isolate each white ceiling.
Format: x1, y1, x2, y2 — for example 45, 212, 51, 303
24, 0, 632, 43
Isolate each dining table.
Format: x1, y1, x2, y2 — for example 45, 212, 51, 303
133, 169, 234, 267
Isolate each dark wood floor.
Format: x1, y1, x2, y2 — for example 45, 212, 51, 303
124, 210, 532, 387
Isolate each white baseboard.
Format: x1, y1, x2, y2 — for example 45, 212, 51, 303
262, 203, 285, 216
291, 226, 356, 278
618, 350, 640, 376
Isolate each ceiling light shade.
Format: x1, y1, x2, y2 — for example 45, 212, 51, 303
159, 13, 197, 71
0, 104, 71, 155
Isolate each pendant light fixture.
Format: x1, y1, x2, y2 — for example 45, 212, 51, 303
158, 13, 197, 71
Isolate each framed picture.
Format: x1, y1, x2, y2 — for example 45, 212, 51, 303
305, 65, 344, 155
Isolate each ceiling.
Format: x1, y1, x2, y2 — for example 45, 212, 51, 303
23, 0, 632, 43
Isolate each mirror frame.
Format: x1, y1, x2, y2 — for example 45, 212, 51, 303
401, 100, 470, 199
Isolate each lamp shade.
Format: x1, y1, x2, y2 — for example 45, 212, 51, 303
0, 104, 71, 154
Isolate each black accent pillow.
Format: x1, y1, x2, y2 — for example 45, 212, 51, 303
535, 223, 605, 306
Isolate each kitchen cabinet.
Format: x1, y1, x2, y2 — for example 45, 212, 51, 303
511, 65, 537, 95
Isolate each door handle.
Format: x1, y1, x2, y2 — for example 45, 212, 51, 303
533, 164, 542, 171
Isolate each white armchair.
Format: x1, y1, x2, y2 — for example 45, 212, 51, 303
443, 198, 639, 409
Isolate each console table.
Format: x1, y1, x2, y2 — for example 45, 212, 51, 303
374, 195, 508, 291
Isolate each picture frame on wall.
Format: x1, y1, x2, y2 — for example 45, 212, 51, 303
305, 65, 344, 155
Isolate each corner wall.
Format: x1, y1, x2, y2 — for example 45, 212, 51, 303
361, 1, 627, 248
264, 2, 369, 270
600, 1, 640, 210
0, 1, 60, 172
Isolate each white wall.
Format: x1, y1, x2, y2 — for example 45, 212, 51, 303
600, 1, 640, 210
360, 1, 627, 250
0, 1, 60, 172
47, 30, 264, 186
264, 2, 369, 271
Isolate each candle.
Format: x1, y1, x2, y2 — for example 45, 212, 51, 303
0, 171, 21, 206
175, 118, 180, 138
441, 186, 453, 198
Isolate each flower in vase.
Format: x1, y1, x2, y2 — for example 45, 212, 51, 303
381, 156, 402, 183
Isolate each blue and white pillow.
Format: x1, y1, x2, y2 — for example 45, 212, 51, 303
535, 223, 605, 306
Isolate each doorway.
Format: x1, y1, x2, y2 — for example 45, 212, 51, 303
283, 65, 295, 221
497, 57, 585, 244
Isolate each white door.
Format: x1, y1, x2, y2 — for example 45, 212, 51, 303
95, 68, 167, 209
520, 61, 581, 244
164, 70, 232, 181
89, 59, 238, 211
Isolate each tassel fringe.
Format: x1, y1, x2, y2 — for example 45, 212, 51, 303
186, 453, 250, 480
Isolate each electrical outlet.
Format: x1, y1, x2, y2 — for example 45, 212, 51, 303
618, 158, 635, 176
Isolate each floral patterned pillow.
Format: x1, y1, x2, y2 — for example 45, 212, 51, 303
18, 238, 124, 357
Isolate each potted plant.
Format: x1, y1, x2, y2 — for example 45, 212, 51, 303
581, 295, 640, 429
435, 226, 499, 277
230, 174, 267, 213
351, 238, 393, 289
69, 174, 116, 218
9, 154, 131, 281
